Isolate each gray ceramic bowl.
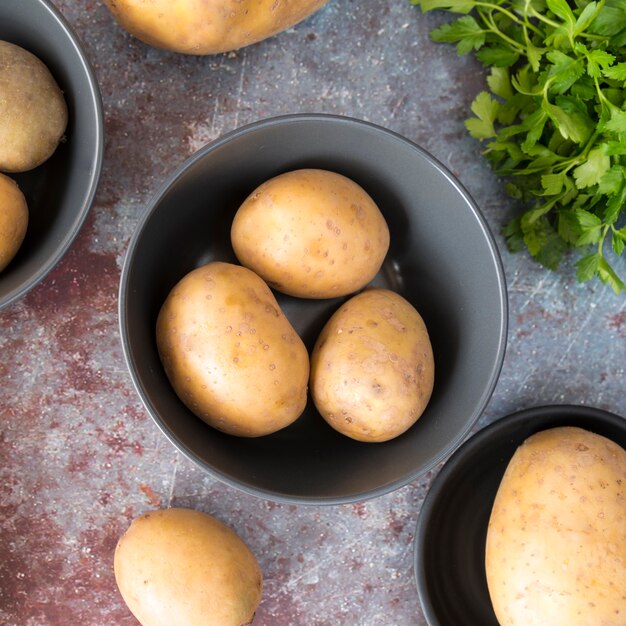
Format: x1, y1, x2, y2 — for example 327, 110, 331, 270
0, 0, 103, 310
415, 404, 626, 625
119, 113, 508, 504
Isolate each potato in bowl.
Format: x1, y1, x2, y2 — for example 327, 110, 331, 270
231, 168, 390, 299
485, 425, 626, 626
156, 261, 309, 437
415, 405, 626, 626
0, 174, 28, 273
310, 288, 434, 442
119, 113, 507, 503
0, 0, 103, 310
0, 40, 67, 174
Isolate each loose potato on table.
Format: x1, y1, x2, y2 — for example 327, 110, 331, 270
310, 288, 434, 442
103, 0, 329, 55
114, 508, 263, 626
0, 41, 67, 173
156, 261, 309, 437
486, 426, 626, 626
0, 173, 28, 273
231, 169, 390, 299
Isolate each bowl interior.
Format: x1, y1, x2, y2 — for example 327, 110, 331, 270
0, 0, 103, 309
120, 114, 507, 503
415, 404, 626, 626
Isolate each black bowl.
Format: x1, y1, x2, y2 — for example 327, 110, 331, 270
414, 404, 626, 625
119, 113, 508, 504
0, 0, 103, 309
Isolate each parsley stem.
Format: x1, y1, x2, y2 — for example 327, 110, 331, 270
477, 9, 527, 55
473, 1, 544, 38
526, 6, 560, 29
525, 8, 603, 43
555, 127, 602, 175
598, 224, 610, 256
592, 75, 612, 109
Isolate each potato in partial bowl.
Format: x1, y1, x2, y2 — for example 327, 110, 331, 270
156, 261, 310, 437
114, 508, 263, 626
0, 40, 67, 173
0, 173, 28, 273
485, 426, 626, 626
231, 168, 390, 299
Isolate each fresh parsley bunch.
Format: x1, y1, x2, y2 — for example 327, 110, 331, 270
411, 0, 626, 293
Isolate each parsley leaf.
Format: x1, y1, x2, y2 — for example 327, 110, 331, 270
597, 257, 626, 293
465, 91, 499, 139
603, 106, 626, 134
585, 50, 615, 79
573, 147, 611, 189
430, 16, 485, 54
412, 0, 626, 292
598, 166, 624, 196
588, 3, 626, 38
603, 62, 626, 83
477, 46, 520, 67
575, 209, 603, 244
547, 51, 585, 94
487, 66, 513, 99
575, 252, 602, 282
542, 100, 588, 144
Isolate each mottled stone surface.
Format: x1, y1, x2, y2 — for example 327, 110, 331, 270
1, 1, 624, 625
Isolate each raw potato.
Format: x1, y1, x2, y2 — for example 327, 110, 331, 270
156, 261, 309, 437
485, 426, 626, 626
310, 288, 434, 442
0, 41, 67, 173
231, 169, 390, 299
103, 0, 329, 55
0, 173, 28, 272
114, 508, 263, 626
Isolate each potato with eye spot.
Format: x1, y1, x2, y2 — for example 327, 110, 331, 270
231, 169, 390, 299
310, 288, 434, 442
156, 261, 309, 437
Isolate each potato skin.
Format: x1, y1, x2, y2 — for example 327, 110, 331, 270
231, 169, 390, 299
156, 261, 309, 437
103, 0, 329, 55
0, 173, 28, 272
0, 41, 67, 173
485, 427, 626, 626
310, 288, 434, 442
114, 508, 263, 626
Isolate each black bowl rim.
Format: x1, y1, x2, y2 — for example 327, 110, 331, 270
414, 403, 626, 625
0, 0, 104, 310
118, 112, 508, 505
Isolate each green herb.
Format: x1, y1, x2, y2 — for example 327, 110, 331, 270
410, 0, 626, 293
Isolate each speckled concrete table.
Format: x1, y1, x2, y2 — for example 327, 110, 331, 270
1, 1, 625, 625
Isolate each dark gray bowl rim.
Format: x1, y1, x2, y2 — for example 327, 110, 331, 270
0, 0, 104, 310
118, 112, 508, 505
414, 403, 626, 625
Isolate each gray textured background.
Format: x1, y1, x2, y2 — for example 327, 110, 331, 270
0, 1, 624, 624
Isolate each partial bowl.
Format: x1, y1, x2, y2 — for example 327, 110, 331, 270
414, 404, 626, 626
119, 113, 508, 504
0, 0, 104, 310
